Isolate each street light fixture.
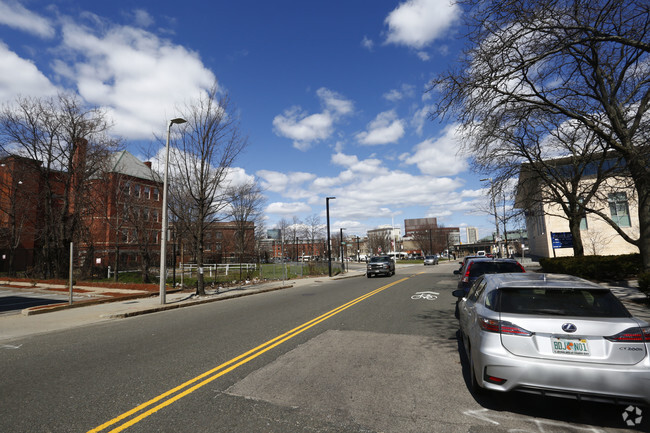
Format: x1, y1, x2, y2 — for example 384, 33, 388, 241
160, 117, 187, 304
480, 177, 500, 257
326, 197, 335, 277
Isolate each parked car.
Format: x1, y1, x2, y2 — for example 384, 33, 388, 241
423, 255, 439, 265
366, 255, 395, 278
455, 257, 525, 294
476, 250, 486, 257
453, 273, 650, 405
455, 255, 481, 274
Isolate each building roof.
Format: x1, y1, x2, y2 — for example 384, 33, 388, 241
106, 150, 158, 182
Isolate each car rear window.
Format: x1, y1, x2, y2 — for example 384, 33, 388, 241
468, 261, 523, 277
487, 287, 631, 317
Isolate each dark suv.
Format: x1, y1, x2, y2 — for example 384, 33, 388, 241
454, 258, 525, 294
366, 256, 395, 278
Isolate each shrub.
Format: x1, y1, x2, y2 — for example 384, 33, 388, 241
539, 254, 642, 281
638, 272, 650, 299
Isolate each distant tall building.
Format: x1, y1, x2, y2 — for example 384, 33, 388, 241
466, 227, 478, 244
404, 217, 438, 236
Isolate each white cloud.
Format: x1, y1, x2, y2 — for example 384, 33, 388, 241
361, 36, 374, 51
131, 9, 154, 27
383, 84, 415, 102
272, 88, 354, 151
53, 21, 216, 140
400, 124, 468, 176
257, 169, 316, 194
384, 0, 460, 49
356, 110, 405, 145
266, 201, 312, 216
0, 42, 58, 100
411, 104, 433, 135
0, 1, 55, 38
417, 51, 431, 61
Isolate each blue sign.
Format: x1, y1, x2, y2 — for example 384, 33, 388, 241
551, 232, 573, 249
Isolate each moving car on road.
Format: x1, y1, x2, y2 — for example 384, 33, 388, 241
453, 273, 650, 405
366, 255, 395, 278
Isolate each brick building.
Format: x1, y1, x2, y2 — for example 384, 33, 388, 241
0, 149, 256, 275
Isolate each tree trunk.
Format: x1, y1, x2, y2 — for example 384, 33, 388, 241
568, 216, 585, 257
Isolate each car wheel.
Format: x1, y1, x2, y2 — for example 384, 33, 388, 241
468, 345, 484, 395
367, 274, 371, 278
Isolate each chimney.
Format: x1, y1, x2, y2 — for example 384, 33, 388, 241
144, 161, 152, 168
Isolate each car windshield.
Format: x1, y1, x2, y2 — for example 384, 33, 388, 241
425, 256, 435, 259
369, 257, 389, 263
487, 287, 631, 318
468, 261, 522, 277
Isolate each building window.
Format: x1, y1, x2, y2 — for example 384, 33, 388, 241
134, 184, 141, 198
609, 192, 631, 227
153, 210, 159, 222
144, 186, 150, 199
153, 187, 159, 201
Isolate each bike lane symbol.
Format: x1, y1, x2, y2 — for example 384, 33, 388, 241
411, 291, 439, 300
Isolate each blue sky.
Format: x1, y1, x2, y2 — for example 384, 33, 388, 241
0, 0, 503, 241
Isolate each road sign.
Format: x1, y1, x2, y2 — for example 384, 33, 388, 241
551, 232, 573, 249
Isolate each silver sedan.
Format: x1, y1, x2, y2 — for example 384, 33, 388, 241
453, 273, 650, 405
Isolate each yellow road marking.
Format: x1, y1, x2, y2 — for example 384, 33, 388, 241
89, 276, 412, 432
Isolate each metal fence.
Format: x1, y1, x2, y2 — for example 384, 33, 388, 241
177, 261, 344, 282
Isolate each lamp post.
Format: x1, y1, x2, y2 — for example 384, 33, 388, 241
340, 227, 346, 273
356, 236, 360, 262
480, 177, 500, 257
326, 197, 335, 277
159, 117, 187, 304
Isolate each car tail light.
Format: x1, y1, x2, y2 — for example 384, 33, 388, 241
478, 316, 533, 336
462, 263, 472, 283
605, 327, 650, 342
516, 262, 526, 272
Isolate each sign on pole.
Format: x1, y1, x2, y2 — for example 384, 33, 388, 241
551, 232, 573, 249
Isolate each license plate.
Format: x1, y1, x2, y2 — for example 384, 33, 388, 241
552, 337, 590, 355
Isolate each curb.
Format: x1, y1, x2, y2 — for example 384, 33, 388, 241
103, 284, 294, 319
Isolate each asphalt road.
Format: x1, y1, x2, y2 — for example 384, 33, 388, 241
0, 263, 647, 432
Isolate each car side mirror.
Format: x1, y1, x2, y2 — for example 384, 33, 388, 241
453, 270, 460, 275
452, 289, 465, 298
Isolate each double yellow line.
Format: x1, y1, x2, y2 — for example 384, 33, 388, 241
89, 276, 411, 433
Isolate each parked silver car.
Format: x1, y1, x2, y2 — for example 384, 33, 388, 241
453, 273, 650, 405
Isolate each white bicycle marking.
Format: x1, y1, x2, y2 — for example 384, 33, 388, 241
411, 291, 439, 300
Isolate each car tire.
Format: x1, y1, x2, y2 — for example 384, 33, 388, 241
367, 274, 371, 278
468, 345, 484, 395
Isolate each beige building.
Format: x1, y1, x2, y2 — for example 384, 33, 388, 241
516, 171, 640, 258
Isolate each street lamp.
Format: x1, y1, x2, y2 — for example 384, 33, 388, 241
160, 117, 187, 304
480, 177, 500, 257
340, 227, 346, 273
326, 197, 335, 277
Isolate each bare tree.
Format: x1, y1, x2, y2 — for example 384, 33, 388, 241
367, 232, 391, 256
168, 86, 247, 295
224, 179, 265, 268
0, 94, 117, 278
429, 0, 650, 269
303, 214, 324, 259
